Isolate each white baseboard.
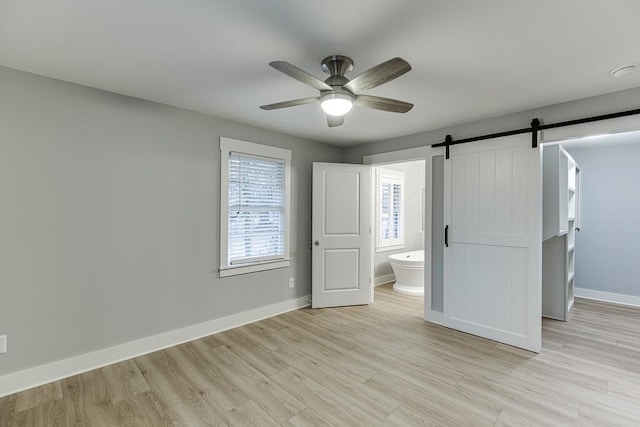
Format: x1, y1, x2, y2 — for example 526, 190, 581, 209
374, 274, 395, 286
575, 288, 640, 308
0, 295, 310, 398
425, 310, 444, 325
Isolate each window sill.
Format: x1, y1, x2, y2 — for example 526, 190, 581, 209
219, 258, 291, 278
376, 245, 404, 253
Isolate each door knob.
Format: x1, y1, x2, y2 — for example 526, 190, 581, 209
314, 241, 320, 246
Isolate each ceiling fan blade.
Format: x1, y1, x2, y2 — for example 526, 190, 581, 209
327, 115, 344, 127
353, 95, 413, 113
344, 57, 411, 93
260, 97, 319, 110
270, 61, 334, 91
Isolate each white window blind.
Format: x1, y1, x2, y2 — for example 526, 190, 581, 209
376, 168, 404, 251
228, 152, 286, 265
380, 182, 402, 241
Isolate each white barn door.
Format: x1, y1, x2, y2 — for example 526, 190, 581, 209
443, 135, 542, 352
312, 163, 372, 308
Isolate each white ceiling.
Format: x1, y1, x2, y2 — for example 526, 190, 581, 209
2, 1, 640, 147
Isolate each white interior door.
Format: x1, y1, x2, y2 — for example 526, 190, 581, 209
443, 134, 542, 352
312, 162, 371, 308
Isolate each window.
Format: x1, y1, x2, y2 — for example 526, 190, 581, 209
219, 137, 291, 277
376, 168, 404, 252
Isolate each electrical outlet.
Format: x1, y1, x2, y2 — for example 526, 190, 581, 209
288, 277, 295, 288
0, 335, 6, 354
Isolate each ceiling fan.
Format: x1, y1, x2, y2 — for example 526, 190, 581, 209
260, 55, 413, 127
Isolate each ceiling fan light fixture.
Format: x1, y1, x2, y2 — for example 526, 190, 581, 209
320, 92, 353, 116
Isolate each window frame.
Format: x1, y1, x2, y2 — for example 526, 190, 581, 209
219, 137, 291, 277
375, 168, 405, 253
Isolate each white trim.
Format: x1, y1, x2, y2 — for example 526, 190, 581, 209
425, 310, 444, 325
575, 288, 640, 308
363, 146, 430, 165
219, 258, 291, 277
374, 273, 395, 286
421, 188, 426, 232
219, 137, 292, 277
221, 137, 292, 162
369, 166, 376, 304
0, 295, 310, 398
375, 245, 404, 253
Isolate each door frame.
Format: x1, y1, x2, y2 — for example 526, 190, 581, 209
363, 146, 431, 310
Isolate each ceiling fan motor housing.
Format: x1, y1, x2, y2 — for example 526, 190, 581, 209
321, 56, 354, 89
321, 55, 354, 77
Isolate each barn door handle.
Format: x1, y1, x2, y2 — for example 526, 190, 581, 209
445, 225, 449, 247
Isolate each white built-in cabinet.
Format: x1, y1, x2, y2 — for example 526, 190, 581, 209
542, 144, 580, 320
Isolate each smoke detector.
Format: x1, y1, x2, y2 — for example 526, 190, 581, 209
610, 65, 637, 78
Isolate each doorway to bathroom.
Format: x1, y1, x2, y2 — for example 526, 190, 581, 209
373, 160, 425, 292
363, 147, 429, 315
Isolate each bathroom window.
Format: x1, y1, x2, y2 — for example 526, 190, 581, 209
219, 137, 291, 277
376, 168, 405, 252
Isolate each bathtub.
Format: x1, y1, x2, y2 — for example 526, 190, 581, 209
388, 250, 424, 296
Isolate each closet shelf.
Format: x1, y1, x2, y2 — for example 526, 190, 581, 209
542, 143, 580, 322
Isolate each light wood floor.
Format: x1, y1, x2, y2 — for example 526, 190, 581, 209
2, 284, 640, 426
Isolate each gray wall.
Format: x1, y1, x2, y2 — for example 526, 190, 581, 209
431, 155, 444, 312
0, 66, 343, 376
373, 161, 425, 281
343, 87, 640, 163
566, 142, 640, 297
